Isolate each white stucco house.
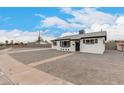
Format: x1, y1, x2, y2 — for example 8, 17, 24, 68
51, 31, 107, 54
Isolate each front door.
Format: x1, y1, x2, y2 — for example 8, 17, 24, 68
75, 41, 80, 51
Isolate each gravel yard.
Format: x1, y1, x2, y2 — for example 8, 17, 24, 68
35, 50, 124, 85
9, 49, 70, 64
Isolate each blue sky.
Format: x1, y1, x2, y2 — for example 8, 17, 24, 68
0, 7, 123, 31
0, 7, 71, 30
0, 7, 124, 42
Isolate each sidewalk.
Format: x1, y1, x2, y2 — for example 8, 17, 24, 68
0, 69, 14, 85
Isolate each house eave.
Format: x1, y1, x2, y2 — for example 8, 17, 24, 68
80, 36, 107, 40
52, 36, 106, 41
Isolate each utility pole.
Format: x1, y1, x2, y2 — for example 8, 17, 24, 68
38, 30, 41, 44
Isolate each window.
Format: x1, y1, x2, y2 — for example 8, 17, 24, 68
86, 40, 90, 44
60, 41, 70, 47
53, 41, 57, 46
90, 39, 95, 44
83, 39, 85, 43
95, 39, 98, 43
83, 39, 98, 44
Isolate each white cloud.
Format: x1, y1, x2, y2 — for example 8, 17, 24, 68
85, 18, 124, 41
40, 7, 115, 32
60, 32, 78, 37
0, 16, 11, 21
35, 8, 124, 41
3, 17, 11, 21
41, 16, 83, 29
88, 23, 110, 32
42, 16, 67, 27
60, 7, 72, 14
42, 35, 55, 42
115, 15, 124, 24
0, 29, 55, 43
59, 14, 124, 41
35, 14, 46, 19
59, 8, 124, 41
61, 8, 116, 26
106, 24, 124, 41
1, 8, 122, 43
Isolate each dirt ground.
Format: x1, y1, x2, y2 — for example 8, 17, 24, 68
35, 50, 124, 85
1, 48, 124, 85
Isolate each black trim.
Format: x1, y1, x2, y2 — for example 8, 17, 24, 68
75, 41, 80, 51
80, 36, 106, 40
52, 35, 107, 41
56, 39, 71, 41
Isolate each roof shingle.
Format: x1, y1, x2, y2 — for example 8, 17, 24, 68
53, 31, 107, 40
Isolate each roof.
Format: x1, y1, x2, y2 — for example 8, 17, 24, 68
116, 41, 124, 43
53, 31, 107, 41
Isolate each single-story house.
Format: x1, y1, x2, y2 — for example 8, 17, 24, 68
116, 41, 124, 51
51, 31, 107, 54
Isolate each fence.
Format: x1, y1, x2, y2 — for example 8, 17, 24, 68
11, 44, 51, 48
105, 41, 117, 50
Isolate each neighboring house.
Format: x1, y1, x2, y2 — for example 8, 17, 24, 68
116, 41, 124, 51
51, 31, 107, 54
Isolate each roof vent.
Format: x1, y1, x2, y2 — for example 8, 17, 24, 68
79, 29, 85, 34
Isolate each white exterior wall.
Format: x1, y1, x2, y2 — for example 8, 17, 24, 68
60, 41, 75, 52
52, 41, 60, 50
52, 37, 106, 54
80, 37, 105, 54
52, 44, 57, 49
56, 41, 60, 50
52, 41, 75, 52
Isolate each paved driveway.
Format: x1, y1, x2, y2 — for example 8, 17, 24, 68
35, 50, 124, 85
9, 49, 70, 64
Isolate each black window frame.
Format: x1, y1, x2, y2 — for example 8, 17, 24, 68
60, 41, 70, 47
84, 39, 98, 44
95, 39, 98, 43
83, 39, 85, 43
86, 40, 90, 44
90, 39, 95, 44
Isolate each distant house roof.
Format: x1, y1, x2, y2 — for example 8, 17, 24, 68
116, 41, 124, 43
53, 31, 107, 41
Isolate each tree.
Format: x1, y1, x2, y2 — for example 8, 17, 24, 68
5, 40, 9, 45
